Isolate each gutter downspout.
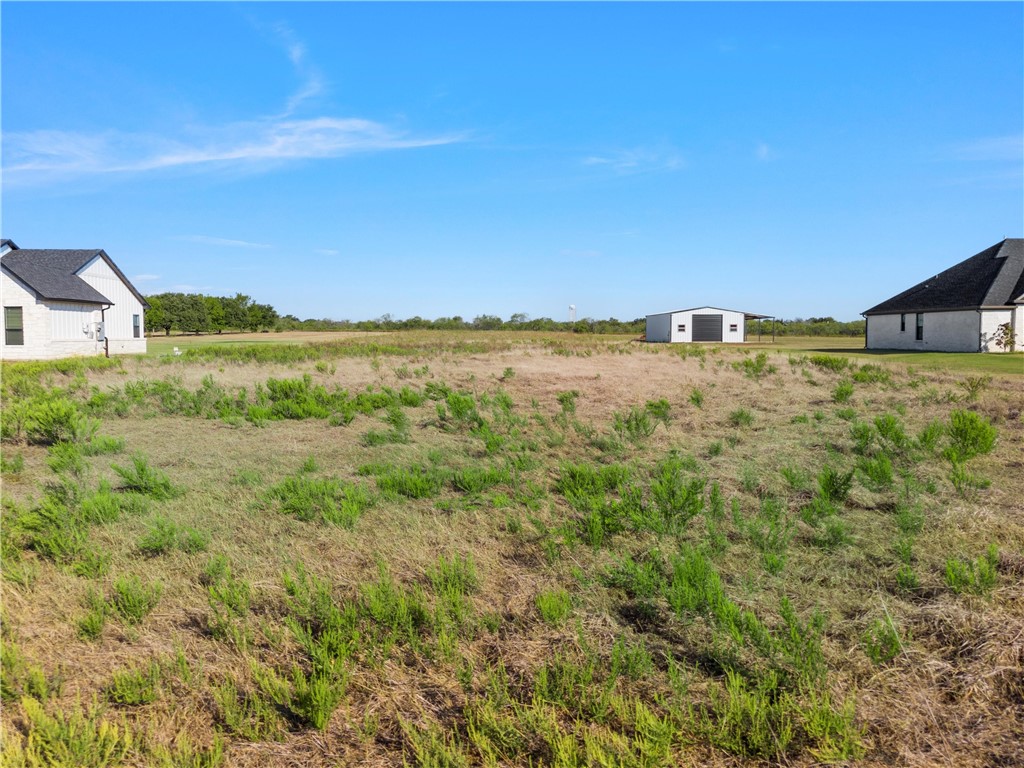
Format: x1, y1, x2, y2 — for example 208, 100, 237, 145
976, 309, 983, 353
101, 304, 111, 358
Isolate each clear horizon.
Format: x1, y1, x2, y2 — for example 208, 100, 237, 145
3, 2, 1022, 323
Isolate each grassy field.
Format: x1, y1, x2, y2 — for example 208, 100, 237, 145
1, 336, 1022, 767
145, 330, 1024, 374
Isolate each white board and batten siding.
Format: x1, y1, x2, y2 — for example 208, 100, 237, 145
1, 254, 146, 360
78, 255, 147, 355
866, 309, 1021, 353
646, 307, 748, 343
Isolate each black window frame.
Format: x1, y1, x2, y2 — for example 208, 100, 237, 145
4, 306, 24, 346
729, 324, 738, 332
133, 314, 141, 338
677, 324, 686, 333
915, 313, 924, 341
900, 314, 906, 332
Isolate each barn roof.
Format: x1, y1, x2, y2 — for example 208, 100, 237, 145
1, 247, 149, 308
863, 239, 1024, 316
648, 306, 772, 319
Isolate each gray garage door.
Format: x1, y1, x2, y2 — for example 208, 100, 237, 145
692, 314, 723, 342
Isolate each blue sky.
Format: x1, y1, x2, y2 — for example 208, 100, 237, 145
3, 2, 1021, 323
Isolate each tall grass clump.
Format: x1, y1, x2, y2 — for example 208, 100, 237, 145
944, 545, 999, 595
112, 455, 181, 500
110, 575, 163, 624
808, 354, 849, 373
265, 474, 373, 528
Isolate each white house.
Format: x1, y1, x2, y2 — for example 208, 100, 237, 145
645, 306, 770, 344
1, 239, 148, 360
863, 239, 1023, 353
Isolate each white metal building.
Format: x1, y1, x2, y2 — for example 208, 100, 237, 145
645, 306, 770, 344
1, 239, 148, 360
863, 239, 1023, 353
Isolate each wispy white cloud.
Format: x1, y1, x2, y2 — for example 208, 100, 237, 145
4, 26, 463, 186
175, 235, 272, 249
582, 146, 683, 175
131, 274, 161, 282
256, 20, 325, 117
755, 141, 776, 162
944, 135, 1023, 163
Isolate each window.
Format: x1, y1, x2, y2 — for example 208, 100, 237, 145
677, 324, 686, 333
729, 324, 738, 332
4, 307, 24, 345
900, 314, 906, 332
915, 313, 924, 341
133, 314, 141, 338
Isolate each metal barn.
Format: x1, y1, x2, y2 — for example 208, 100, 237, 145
645, 306, 772, 344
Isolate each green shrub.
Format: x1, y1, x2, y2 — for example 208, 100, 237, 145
832, 381, 854, 404
112, 455, 180, 500
1, 451, 25, 475
689, 388, 704, 408
863, 616, 903, 665
856, 454, 893, 491
376, 465, 448, 499
852, 364, 891, 384
895, 565, 920, 593
111, 575, 163, 624
214, 677, 284, 742
808, 354, 850, 373
944, 545, 999, 595
266, 474, 372, 527
428, 553, 479, 598
106, 660, 162, 705
13, 696, 134, 766
945, 410, 997, 462
817, 466, 853, 504
602, 553, 665, 599
728, 408, 754, 428
536, 589, 572, 626
957, 375, 992, 402
138, 516, 179, 556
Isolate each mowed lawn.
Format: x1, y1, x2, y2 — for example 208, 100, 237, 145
1, 336, 1022, 767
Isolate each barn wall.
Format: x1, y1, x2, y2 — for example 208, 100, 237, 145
645, 313, 672, 343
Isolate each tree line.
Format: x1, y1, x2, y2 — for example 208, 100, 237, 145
144, 294, 865, 337
144, 293, 278, 335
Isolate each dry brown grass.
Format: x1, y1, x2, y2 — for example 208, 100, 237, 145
2, 338, 1022, 767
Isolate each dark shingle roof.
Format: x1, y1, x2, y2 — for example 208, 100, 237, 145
863, 239, 1024, 315
2, 249, 114, 304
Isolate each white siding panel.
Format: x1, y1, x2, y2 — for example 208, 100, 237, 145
51, 303, 100, 340
78, 255, 147, 354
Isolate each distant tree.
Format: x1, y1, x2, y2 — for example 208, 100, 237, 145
204, 296, 226, 333
144, 295, 171, 336
509, 312, 529, 325
178, 294, 210, 334
247, 303, 278, 331
222, 293, 252, 331
472, 314, 503, 330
